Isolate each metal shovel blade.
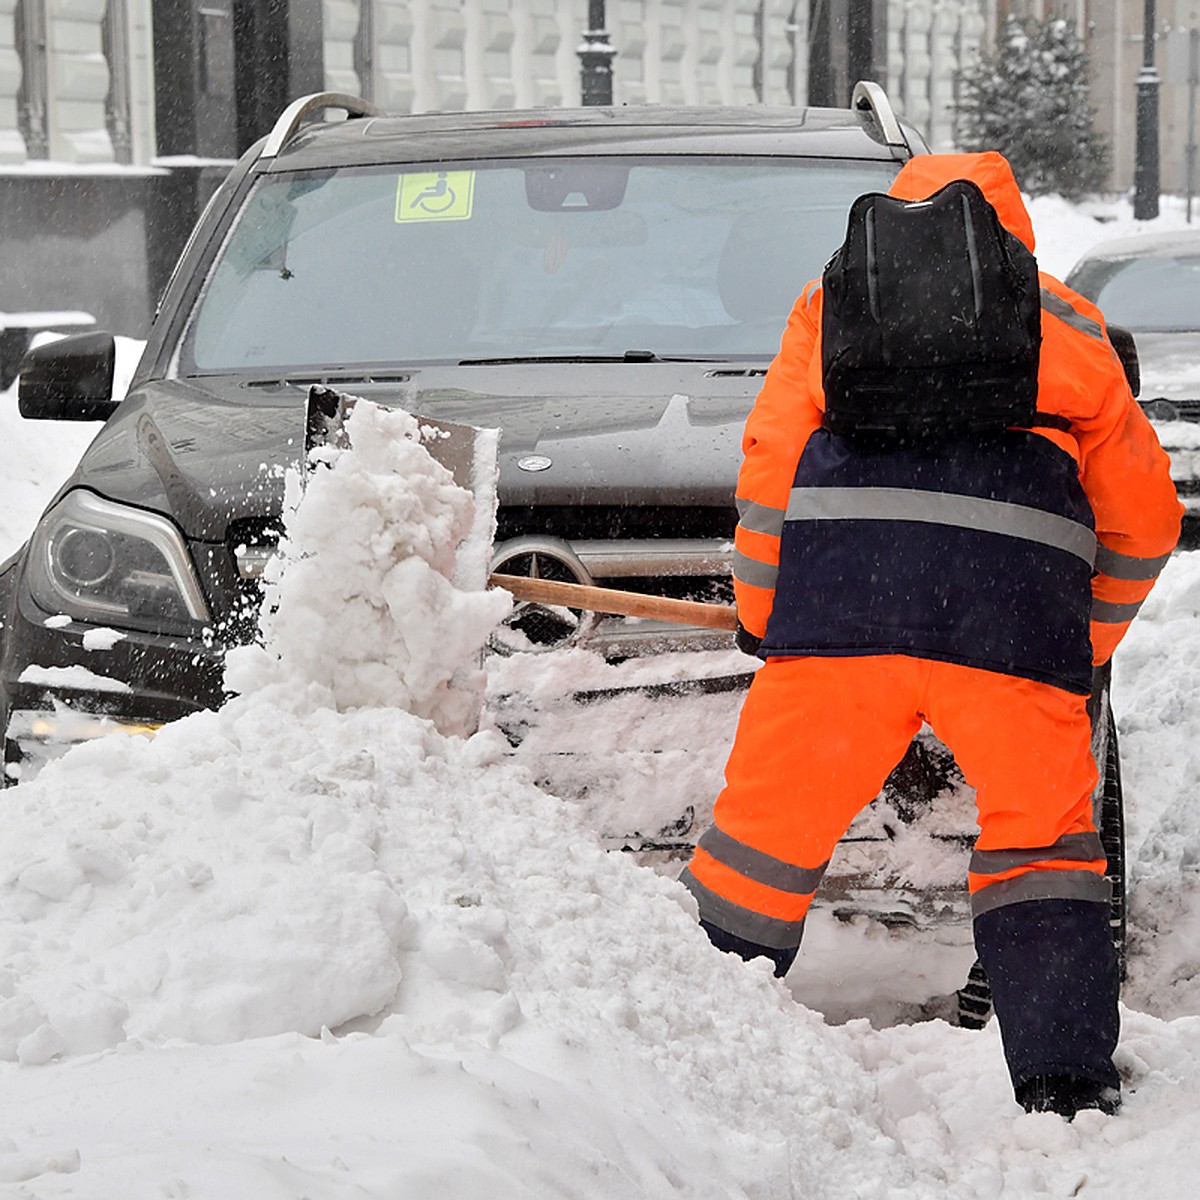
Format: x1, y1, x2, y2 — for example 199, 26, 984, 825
304, 384, 501, 593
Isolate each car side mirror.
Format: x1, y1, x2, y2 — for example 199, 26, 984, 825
1106, 324, 1140, 399
18, 331, 119, 421
0, 327, 34, 392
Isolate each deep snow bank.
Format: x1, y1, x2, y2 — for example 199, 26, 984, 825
0, 401, 509, 1058
0, 400, 917, 1197
1112, 551, 1200, 1021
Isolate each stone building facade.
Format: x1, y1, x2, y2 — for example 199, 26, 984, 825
0, 2, 1089, 338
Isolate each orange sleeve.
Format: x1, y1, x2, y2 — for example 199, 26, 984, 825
1038, 278, 1182, 664
1081, 392, 1181, 663
732, 285, 825, 637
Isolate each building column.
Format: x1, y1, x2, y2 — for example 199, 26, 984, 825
232, 0, 324, 154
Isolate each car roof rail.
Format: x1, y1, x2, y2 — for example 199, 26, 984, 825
260, 92, 386, 160
851, 80, 911, 158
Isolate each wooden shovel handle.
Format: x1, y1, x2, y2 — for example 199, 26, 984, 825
487, 573, 738, 632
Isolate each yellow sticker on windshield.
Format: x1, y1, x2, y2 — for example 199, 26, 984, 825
395, 171, 476, 222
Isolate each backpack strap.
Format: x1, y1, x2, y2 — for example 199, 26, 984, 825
1027, 412, 1072, 432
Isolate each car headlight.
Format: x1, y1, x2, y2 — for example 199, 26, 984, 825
26, 490, 211, 636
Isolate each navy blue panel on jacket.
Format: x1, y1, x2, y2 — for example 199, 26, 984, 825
761, 428, 1096, 694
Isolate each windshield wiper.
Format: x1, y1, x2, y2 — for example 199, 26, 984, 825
458, 350, 732, 366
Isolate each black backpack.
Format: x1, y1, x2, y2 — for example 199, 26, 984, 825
820, 179, 1042, 442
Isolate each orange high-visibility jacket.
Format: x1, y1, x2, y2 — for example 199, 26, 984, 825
732, 152, 1182, 680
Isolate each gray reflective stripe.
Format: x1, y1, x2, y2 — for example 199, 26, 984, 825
785, 486, 1098, 565
970, 831, 1107, 876
736, 497, 786, 537
680, 868, 807, 950
697, 826, 828, 895
732, 548, 778, 590
1094, 544, 1172, 582
971, 868, 1112, 918
1092, 597, 1144, 624
1041, 288, 1105, 343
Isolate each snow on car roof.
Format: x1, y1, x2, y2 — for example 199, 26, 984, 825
1071, 226, 1200, 263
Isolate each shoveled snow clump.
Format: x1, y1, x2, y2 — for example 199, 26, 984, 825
227, 399, 510, 735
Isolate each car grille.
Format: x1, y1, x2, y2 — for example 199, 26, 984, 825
491, 506, 736, 654
226, 508, 737, 656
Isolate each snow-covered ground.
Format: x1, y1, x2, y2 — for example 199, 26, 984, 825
0, 193, 1199, 1199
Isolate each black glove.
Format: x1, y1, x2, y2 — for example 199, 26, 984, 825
734, 621, 762, 658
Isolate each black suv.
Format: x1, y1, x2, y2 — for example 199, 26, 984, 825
2, 86, 925, 779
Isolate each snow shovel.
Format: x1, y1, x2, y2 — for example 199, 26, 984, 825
305, 383, 502, 594
486, 572, 737, 632
305, 384, 739, 633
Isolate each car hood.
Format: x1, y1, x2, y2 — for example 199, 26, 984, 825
1132, 330, 1200, 401
66, 365, 761, 541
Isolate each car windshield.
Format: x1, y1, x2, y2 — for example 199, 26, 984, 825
180, 157, 897, 373
1080, 253, 1200, 333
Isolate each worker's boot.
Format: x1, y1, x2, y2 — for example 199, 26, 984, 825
1015, 1073, 1121, 1119
699, 919, 800, 978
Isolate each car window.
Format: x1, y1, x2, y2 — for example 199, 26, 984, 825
180, 157, 897, 374
1078, 254, 1200, 333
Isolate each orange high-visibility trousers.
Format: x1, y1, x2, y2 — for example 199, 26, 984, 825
683, 654, 1107, 951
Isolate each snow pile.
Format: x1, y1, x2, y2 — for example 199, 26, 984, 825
0, 688, 921, 1195
0, 400, 510, 1063
0, 400, 919, 1196
1111, 552, 1200, 1021
1114, 552, 1200, 868
1027, 192, 1192, 279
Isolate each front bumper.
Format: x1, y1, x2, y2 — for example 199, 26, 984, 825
2, 580, 225, 784
488, 533, 736, 656
5, 703, 168, 783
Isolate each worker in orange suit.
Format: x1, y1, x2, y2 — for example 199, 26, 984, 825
682, 151, 1182, 1119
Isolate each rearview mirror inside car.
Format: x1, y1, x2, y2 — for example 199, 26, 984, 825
525, 163, 630, 211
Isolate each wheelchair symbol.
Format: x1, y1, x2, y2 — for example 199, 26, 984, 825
411, 173, 457, 214
396, 170, 474, 222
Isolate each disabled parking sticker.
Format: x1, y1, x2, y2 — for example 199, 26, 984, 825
395, 171, 476, 222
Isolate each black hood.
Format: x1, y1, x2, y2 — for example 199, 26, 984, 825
67, 363, 760, 541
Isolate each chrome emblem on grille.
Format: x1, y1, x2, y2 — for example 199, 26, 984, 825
517, 454, 553, 472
